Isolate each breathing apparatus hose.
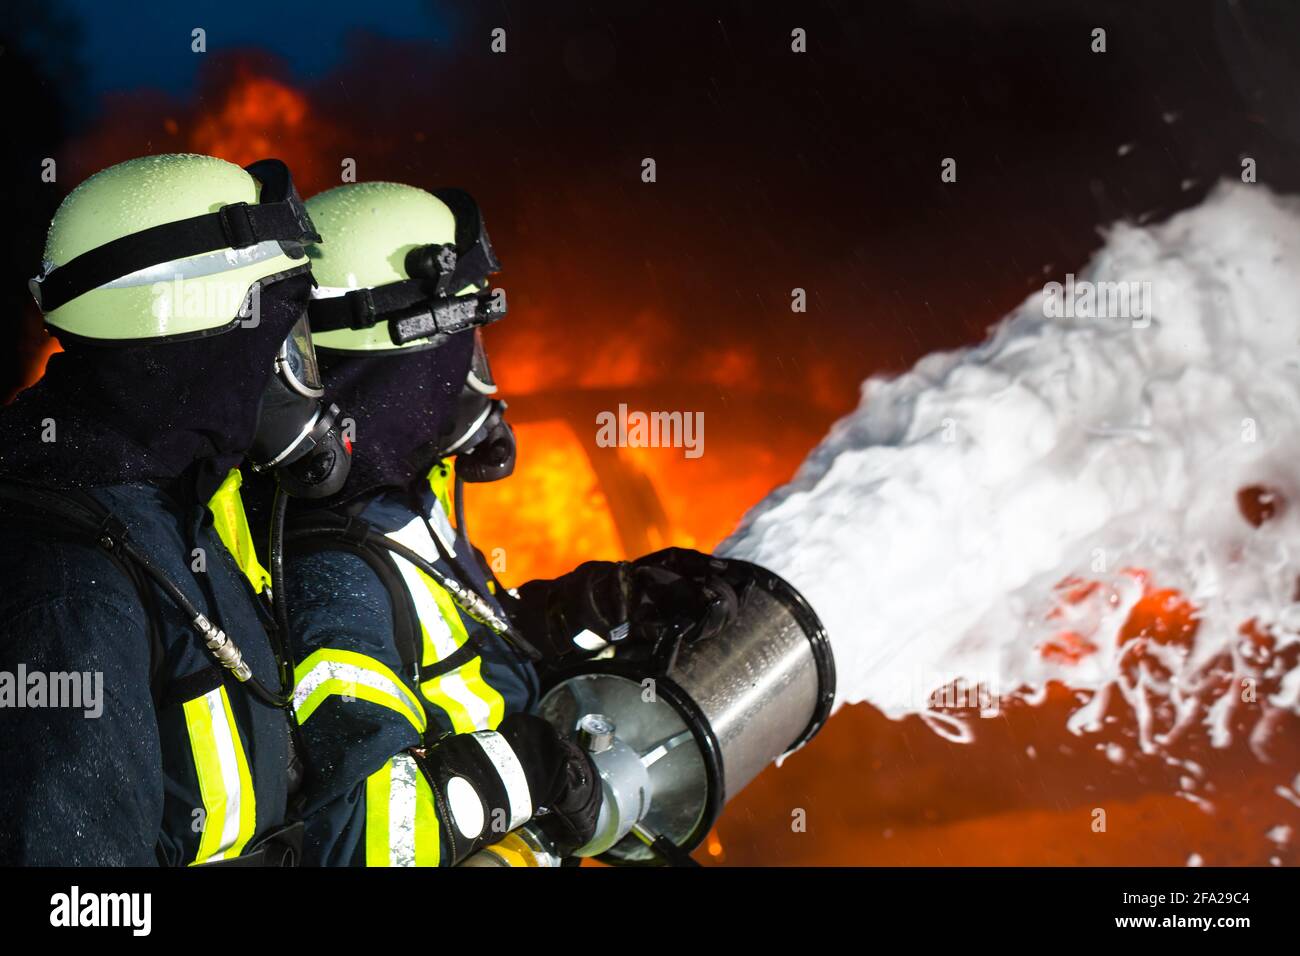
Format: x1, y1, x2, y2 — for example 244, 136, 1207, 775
268, 486, 296, 691
364, 532, 543, 662
454, 472, 469, 544
0, 480, 297, 708
102, 507, 293, 709
278, 508, 542, 662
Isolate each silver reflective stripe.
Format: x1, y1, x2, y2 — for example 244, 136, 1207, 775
207, 692, 245, 855
293, 658, 412, 716
388, 754, 420, 867
99, 240, 286, 289
182, 686, 256, 865
472, 731, 532, 830
424, 502, 458, 559
387, 517, 493, 728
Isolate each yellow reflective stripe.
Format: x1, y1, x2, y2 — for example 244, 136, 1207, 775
417, 621, 478, 734
292, 648, 426, 735
183, 686, 257, 865
386, 515, 504, 732
427, 460, 454, 518
365, 760, 392, 867
220, 687, 258, 858
296, 680, 426, 733
421, 578, 506, 730
205, 468, 271, 594
415, 768, 441, 866
364, 755, 441, 867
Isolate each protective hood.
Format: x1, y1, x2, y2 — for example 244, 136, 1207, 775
313, 332, 476, 507
0, 271, 314, 502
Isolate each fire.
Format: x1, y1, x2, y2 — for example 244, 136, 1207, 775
1117, 585, 1200, 648
16, 340, 60, 398
468, 308, 824, 585
1040, 569, 1202, 666
463, 419, 625, 584
187, 64, 333, 194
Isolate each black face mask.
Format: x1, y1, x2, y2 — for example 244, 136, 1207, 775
0, 271, 344, 503
246, 311, 351, 500
314, 333, 476, 507
446, 395, 516, 484
437, 329, 516, 484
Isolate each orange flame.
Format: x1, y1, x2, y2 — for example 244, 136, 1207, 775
187, 65, 333, 194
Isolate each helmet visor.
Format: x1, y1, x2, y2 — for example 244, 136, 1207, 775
466, 329, 498, 395
278, 314, 324, 397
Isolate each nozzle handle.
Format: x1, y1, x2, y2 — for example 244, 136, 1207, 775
630, 823, 700, 868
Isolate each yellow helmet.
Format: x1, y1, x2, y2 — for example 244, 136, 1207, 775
304, 181, 505, 352
30, 153, 320, 342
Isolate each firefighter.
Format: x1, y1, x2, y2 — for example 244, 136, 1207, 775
280, 181, 738, 865
0, 153, 350, 865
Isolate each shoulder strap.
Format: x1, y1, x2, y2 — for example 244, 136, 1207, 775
0, 481, 168, 702
285, 515, 424, 677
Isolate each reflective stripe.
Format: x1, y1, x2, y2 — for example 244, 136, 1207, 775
365, 754, 441, 867
183, 686, 257, 864
388, 753, 419, 866
415, 767, 440, 866
101, 240, 285, 289
472, 730, 532, 830
386, 516, 504, 732
419, 578, 506, 730
427, 461, 454, 518
293, 648, 426, 735
206, 469, 272, 594
424, 462, 458, 557
364, 761, 391, 867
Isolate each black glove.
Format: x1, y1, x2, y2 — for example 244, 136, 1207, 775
506, 547, 741, 666
497, 713, 601, 857
411, 713, 600, 863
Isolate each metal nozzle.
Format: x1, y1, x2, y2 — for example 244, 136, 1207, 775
577, 713, 616, 754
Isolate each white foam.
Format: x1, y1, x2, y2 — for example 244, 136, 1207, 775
721, 183, 1300, 750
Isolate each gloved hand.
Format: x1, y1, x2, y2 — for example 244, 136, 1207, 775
506, 547, 741, 666
412, 713, 600, 863
497, 713, 601, 857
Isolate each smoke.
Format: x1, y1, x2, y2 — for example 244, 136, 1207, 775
722, 182, 1300, 755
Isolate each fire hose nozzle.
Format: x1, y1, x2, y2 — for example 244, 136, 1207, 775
577, 713, 615, 754
535, 559, 836, 864
571, 714, 652, 858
